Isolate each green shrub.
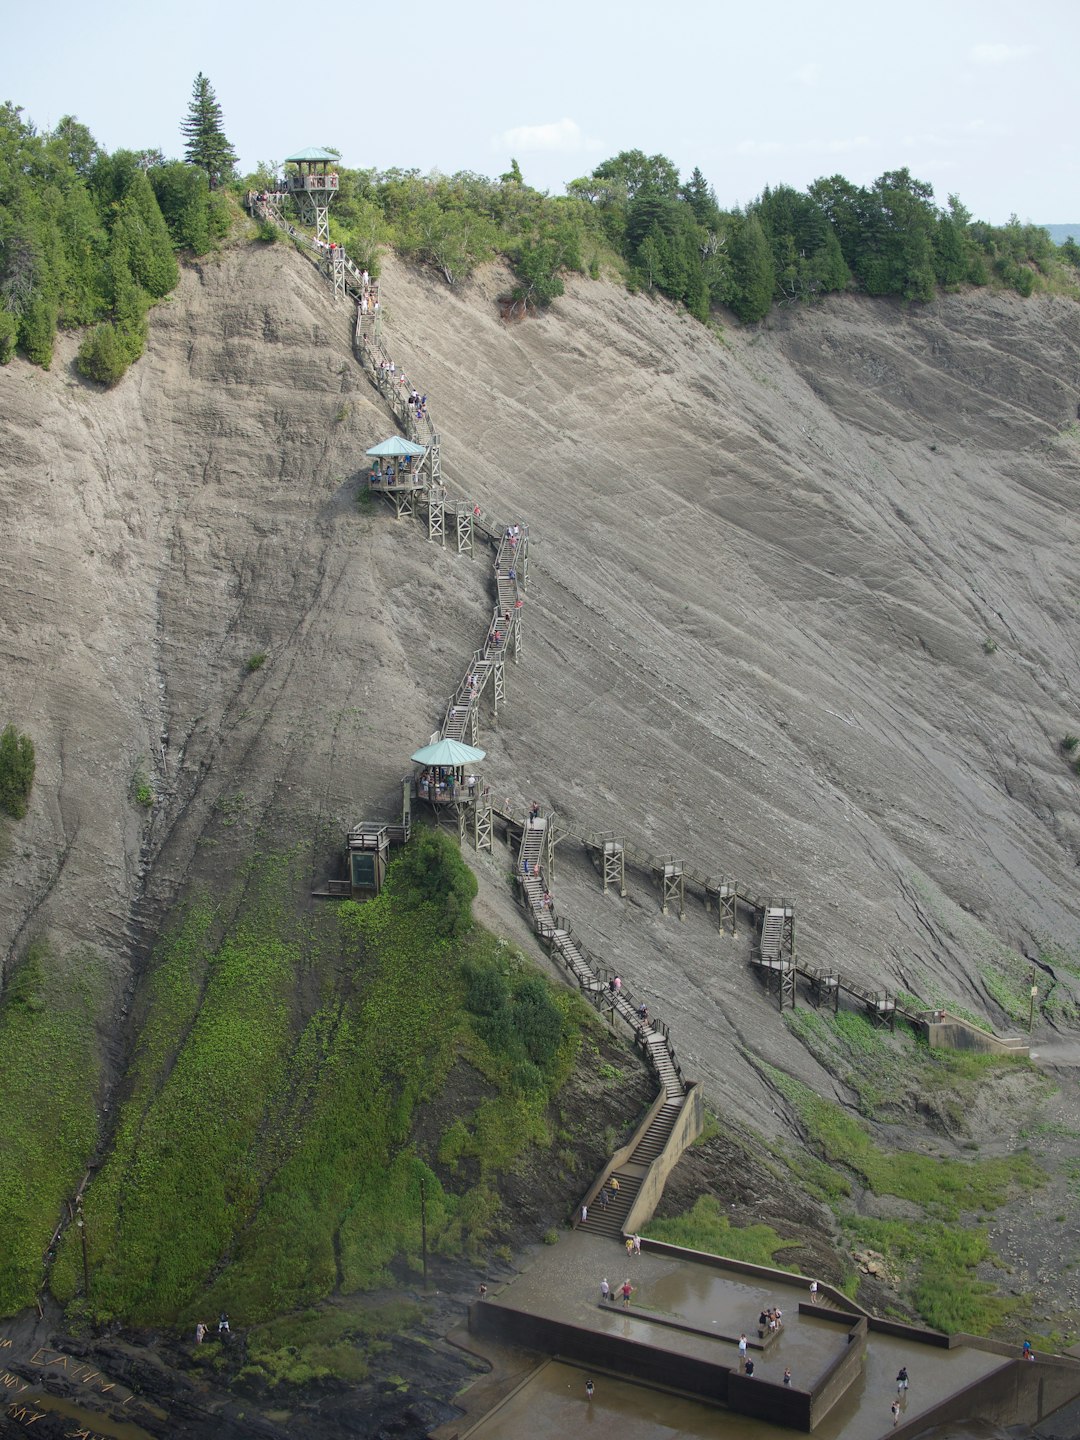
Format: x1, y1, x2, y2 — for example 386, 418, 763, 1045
77, 322, 132, 386
0, 724, 35, 819
0, 308, 17, 364
255, 220, 278, 243
647, 1195, 801, 1268
1062, 735, 1079, 754
245, 652, 267, 672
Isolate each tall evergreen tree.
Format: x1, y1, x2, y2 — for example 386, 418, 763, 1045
181, 73, 237, 189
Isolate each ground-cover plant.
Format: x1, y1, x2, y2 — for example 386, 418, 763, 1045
239, 1298, 422, 1387
646, 1195, 801, 1269
767, 1067, 1042, 1218
0, 940, 107, 1316
51, 833, 589, 1325
844, 1216, 1011, 1334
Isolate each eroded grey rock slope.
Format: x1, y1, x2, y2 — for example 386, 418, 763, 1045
2, 239, 1079, 1142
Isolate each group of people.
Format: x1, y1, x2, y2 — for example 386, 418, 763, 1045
194, 1313, 230, 1343
598, 1277, 636, 1308
369, 457, 417, 485
758, 1304, 784, 1334
418, 767, 476, 801
408, 388, 428, 421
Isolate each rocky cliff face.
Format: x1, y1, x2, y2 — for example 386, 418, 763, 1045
2, 237, 1080, 1288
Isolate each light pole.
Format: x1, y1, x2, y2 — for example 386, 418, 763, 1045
75, 1207, 90, 1298
419, 1173, 428, 1293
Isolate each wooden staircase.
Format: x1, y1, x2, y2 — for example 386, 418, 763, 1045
759, 906, 785, 964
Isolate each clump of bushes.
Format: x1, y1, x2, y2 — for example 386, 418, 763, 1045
0, 724, 35, 819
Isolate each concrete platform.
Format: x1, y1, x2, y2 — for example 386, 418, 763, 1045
464, 1231, 1010, 1440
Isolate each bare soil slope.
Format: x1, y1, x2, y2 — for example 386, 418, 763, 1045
3, 235, 1080, 1321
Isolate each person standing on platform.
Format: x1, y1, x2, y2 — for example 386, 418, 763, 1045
600, 1278, 610, 1303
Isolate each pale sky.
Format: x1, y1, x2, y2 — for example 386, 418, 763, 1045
4, 0, 1077, 224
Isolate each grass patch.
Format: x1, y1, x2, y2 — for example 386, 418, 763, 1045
766, 1068, 1043, 1217
245, 652, 267, 673
51, 834, 590, 1326
241, 1298, 420, 1387
845, 1217, 1011, 1333
0, 940, 107, 1316
646, 1195, 801, 1269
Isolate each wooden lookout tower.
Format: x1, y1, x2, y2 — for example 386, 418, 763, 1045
284, 147, 344, 296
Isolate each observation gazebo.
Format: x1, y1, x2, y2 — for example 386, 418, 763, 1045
410, 738, 485, 810
366, 436, 429, 518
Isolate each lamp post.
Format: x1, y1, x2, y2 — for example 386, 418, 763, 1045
419, 1172, 428, 1293
75, 1207, 90, 1298
1029, 967, 1038, 1033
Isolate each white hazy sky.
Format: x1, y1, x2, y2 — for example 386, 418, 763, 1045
4, 0, 1077, 224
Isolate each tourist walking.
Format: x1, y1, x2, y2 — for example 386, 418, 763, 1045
580, 1203, 587, 1225
744, 1358, 755, 1377
585, 1378, 594, 1401
809, 1279, 819, 1303
600, 1278, 610, 1302
896, 1366, 909, 1395
195, 1321, 206, 1344
620, 1279, 634, 1308
783, 1367, 792, 1386
633, 1234, 641, 1256
738, 1333, 747, 1357
891, 1399, 901, 1426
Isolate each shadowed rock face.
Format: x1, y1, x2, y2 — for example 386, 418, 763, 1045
2, 244, 1080, 1271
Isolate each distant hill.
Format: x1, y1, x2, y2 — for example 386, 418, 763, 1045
1042, 223, 1080, 244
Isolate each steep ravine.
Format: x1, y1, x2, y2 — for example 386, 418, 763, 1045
2, 235, 1080, 1430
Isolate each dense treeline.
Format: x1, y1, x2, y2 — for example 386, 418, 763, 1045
266, 149, 1079, 324
4, 88, 1077, 386
0, 104, 228, 381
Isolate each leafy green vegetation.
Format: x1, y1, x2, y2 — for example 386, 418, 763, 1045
268, 148, 1080, 327
237, 1298, 421, 1387
0, 940, 107, 1316
47, 834, 586, 1325
1, 103, 227, 380
845, 1217, 1010, 1334
767, 1066, 1041, 1218
0, 723, 35, 819
646, 1195, 801, 1269
245, 652, 267, 672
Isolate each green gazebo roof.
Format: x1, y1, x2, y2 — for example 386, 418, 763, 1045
285, 148, 339, 163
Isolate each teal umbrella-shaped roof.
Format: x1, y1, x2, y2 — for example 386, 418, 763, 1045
285, 147, 339, 163
366, 436, 427, 458
410, 739, 486, 767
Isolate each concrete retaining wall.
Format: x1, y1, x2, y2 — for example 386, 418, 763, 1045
809, 1317, 867, 1429
623, 1082, 704, 1235
469, 1301, 731, 1403
926, 1017, 1029, 1056
891, 1356, 1080, 1437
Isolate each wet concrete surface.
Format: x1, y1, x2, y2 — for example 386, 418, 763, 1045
472, 1232, 1009, 1440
